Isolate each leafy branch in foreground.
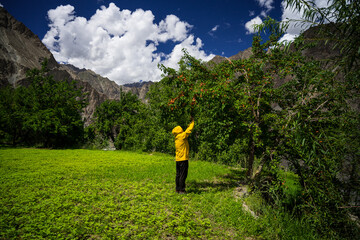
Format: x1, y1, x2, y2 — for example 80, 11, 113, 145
255, 11, 360, 237
284, 0, 360, 70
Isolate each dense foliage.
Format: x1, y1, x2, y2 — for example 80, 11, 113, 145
0, 1, 358, 238
88, 89, 174, 153
145, 17, 359, 238
0, 60, 87, 147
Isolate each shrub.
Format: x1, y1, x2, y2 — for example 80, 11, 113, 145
217, 138, 247, 167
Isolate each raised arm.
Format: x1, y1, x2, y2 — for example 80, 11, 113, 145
184, 119, 194, 138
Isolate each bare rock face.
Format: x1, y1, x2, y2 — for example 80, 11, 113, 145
121, 81, 153, 103
60, 64, 154, 103
60, 64, 121, 100
299, 23, 342, 62
229, 47, 253, 61
209, 55, 227, 64
0, 7, 57, 86
209, 47, 253, 65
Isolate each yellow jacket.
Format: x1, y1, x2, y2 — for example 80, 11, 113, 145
172, 120, 195, 161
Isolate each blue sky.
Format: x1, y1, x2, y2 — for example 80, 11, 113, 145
0, 0, 324, 84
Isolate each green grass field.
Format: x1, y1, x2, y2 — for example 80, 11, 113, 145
0, 149, 318, 239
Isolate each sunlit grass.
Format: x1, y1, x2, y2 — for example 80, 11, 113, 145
0, 148, 318, 239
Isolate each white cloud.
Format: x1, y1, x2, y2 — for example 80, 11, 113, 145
158, 14, 192, 42
208, 24, 220, 37
162, 35, 214, 69
279, 0, 333, 43
244, 0, 273, 35
260, 10, 267, 17
42, 3, 213, 85
255, 0, 274, 12
211, 25, 219, 32
278, 33, 297, 43
245, 16, 263, 34
0, 3, 3, 7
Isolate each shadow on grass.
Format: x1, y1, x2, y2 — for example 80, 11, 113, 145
187, 169, 247, 194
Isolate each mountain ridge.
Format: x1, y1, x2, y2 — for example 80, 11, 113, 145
0, 7, 154, 124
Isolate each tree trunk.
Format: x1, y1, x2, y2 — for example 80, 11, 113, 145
12, 128, 17, 146
247, 130, 255, 178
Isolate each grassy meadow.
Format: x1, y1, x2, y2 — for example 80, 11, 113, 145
0, 148, 318, 239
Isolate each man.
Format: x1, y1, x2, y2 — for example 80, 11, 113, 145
171, 117, 194, 194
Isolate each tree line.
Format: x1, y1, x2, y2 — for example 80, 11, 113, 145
0, 60, 87, 148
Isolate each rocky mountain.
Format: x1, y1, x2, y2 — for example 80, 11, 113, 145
209, 47, 253, 64
121, 81, 153, 104
0, 7, 57, 87
209, 23, 343, 64
0, 7, 152, 124
0, 7, 110, 125
60, 64, 153, 103
229, 47, 253, 61
60, 64, 121, 100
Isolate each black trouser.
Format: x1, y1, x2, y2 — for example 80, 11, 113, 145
176, 160, 188, 192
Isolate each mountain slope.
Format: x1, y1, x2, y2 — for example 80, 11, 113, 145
0, 7, 152, 124
0, 7, 57, 86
